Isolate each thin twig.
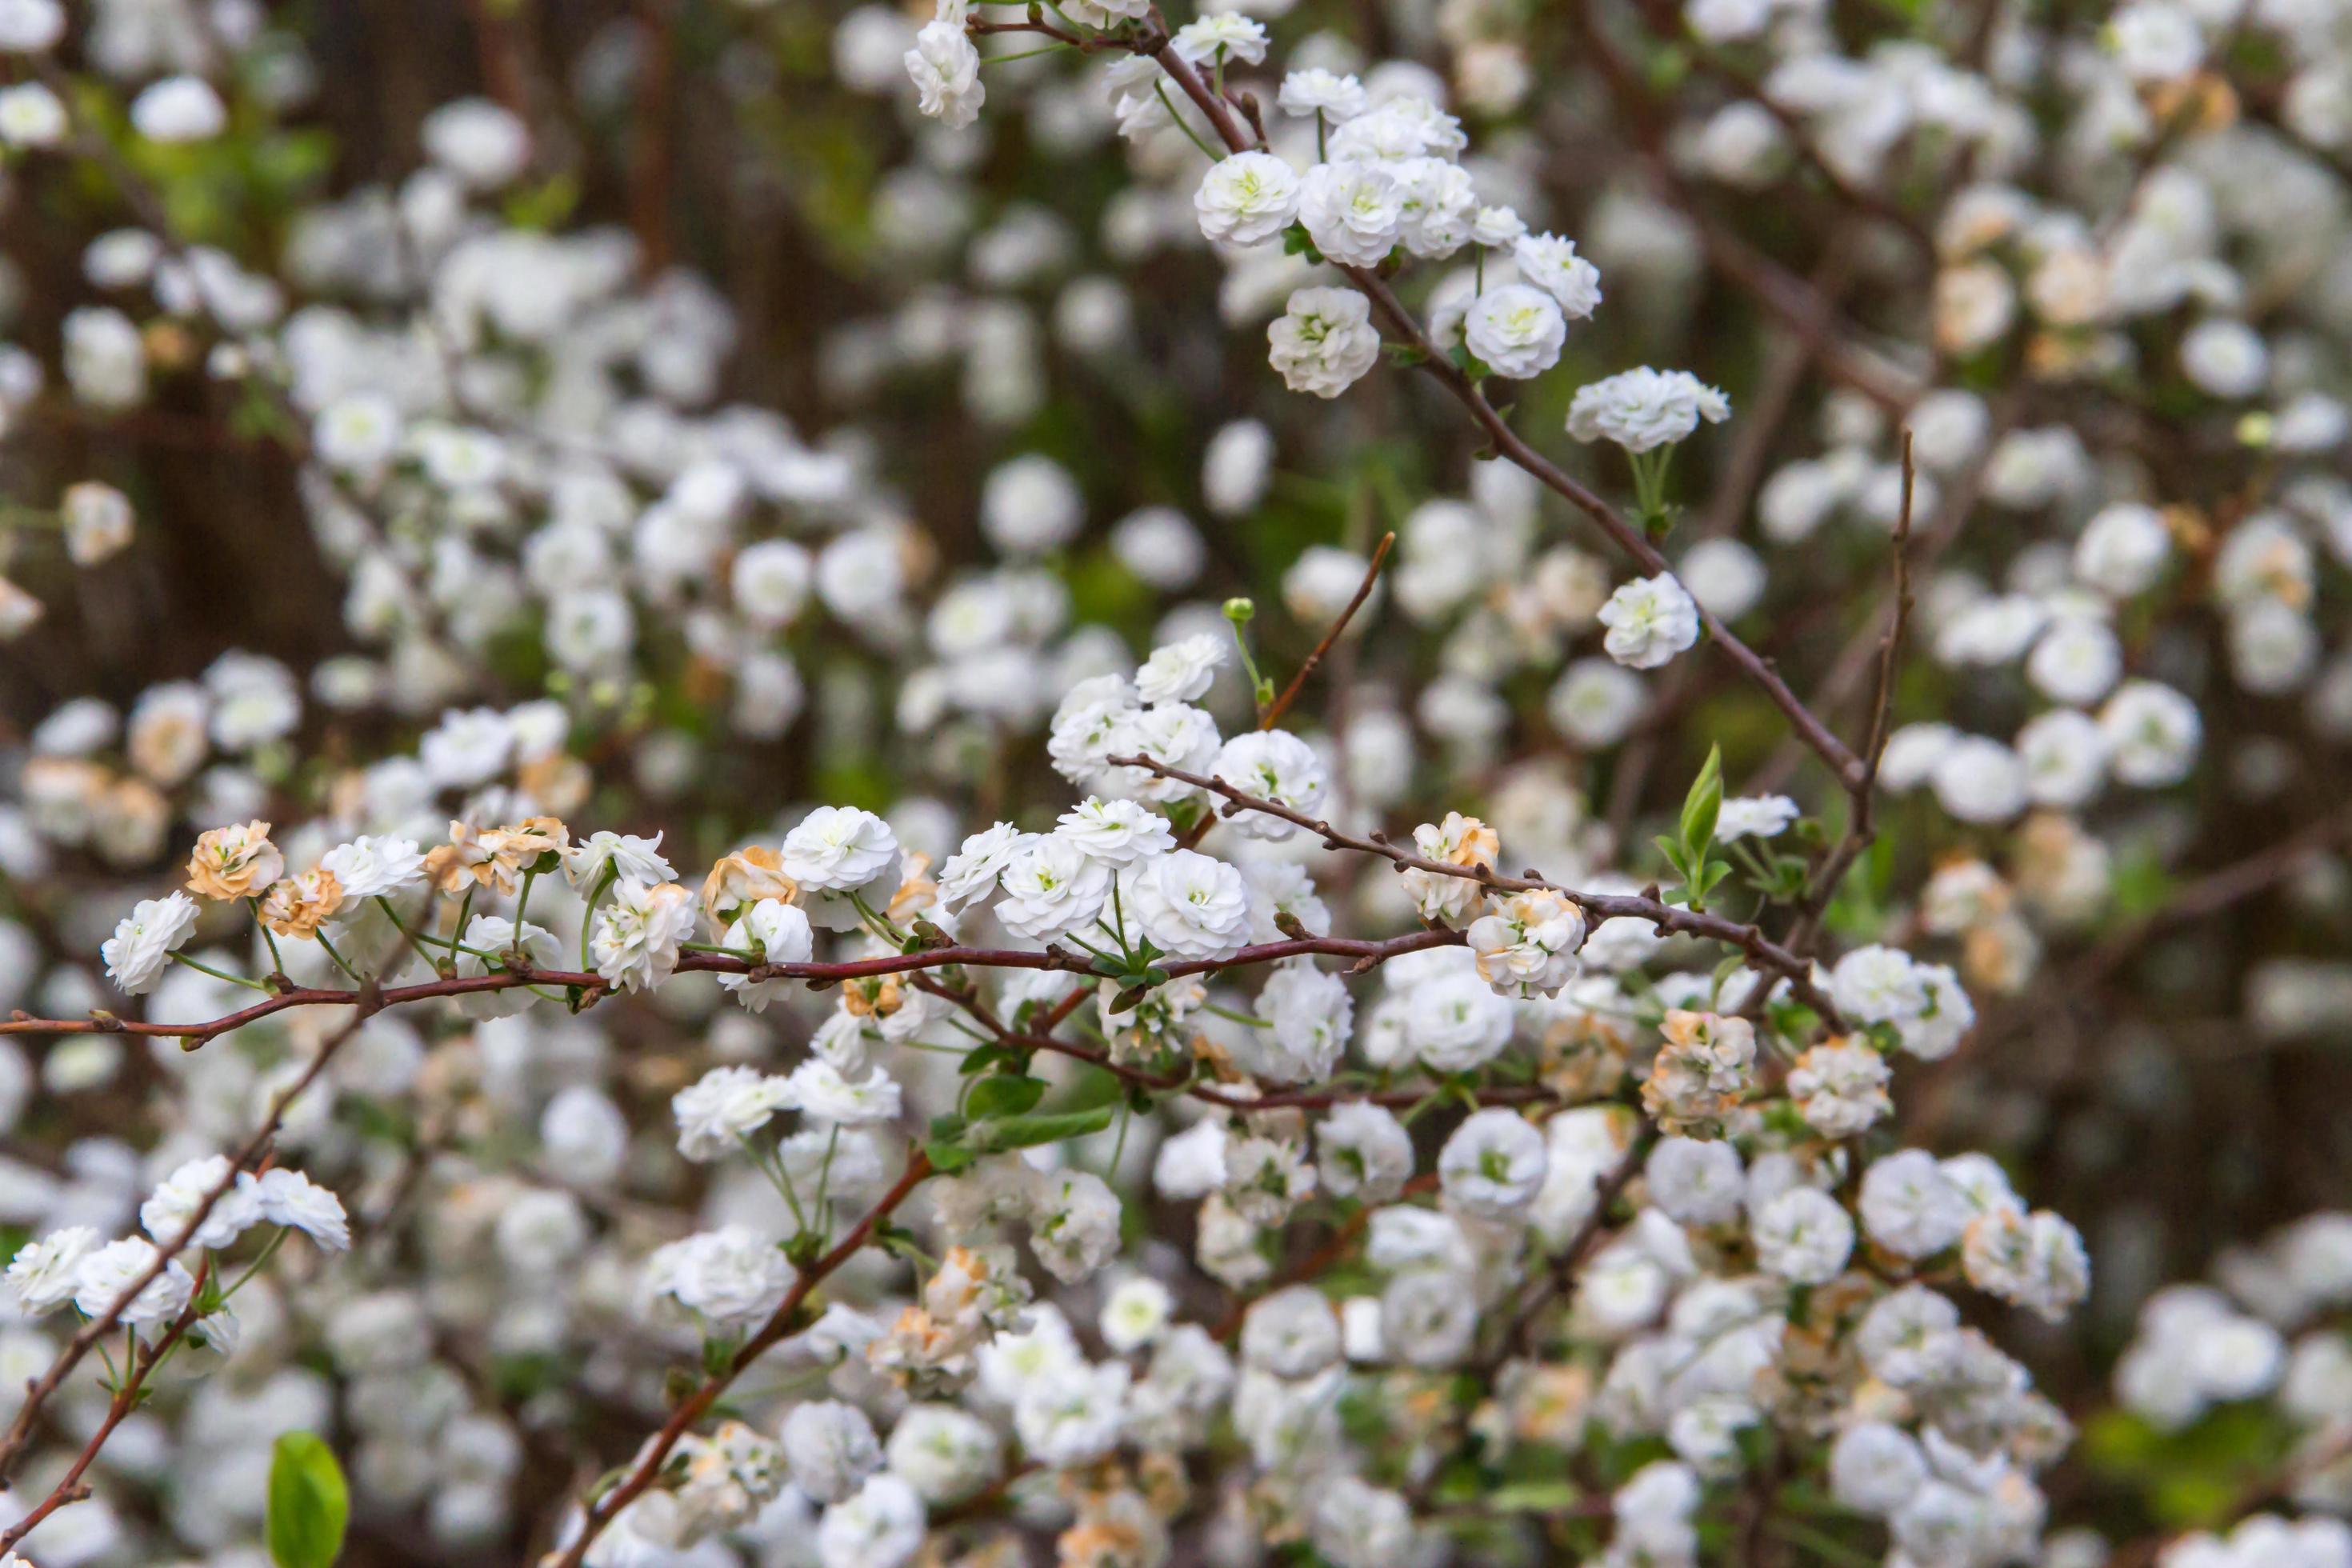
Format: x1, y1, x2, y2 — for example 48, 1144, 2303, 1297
1108, 754, 1847, 1026
1261, 530, 1393, 731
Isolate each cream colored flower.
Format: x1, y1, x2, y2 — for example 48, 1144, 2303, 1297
185, 820, 284, 902
258, 867, 344, 940
422, 817, 565, 898
1398, 812, 1500, 926
701, 846, 798, 935
1640, 1008, 1755, 1137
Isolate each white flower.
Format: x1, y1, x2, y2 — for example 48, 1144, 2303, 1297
1466, 887, 1586, 998
1788, 1041, 1893, 1137
1099, 1275, 1174, 1352
786, 1060, 902, 1125
1382, 1269, 1479, 1366
1438, 1108, 1549, 1218
1567, 367, 1730, 452
674, 1066, 799, 1161
1153, 1118, 1229, 1198
1408, 969, 1515, 1072
319, 835, 427, 901
816, 1472, 926, 1568
1278, 68, 1366, 120
1314, 1101, 1412, 1202
2182, 317, 2267, 398
1029, 1169, 1122, 1282
1267, 286, 1382, 398
141, 1155, 265, 1251
1394, 156, 1477, 257
421, 96, 530, 187
1860, 1150, 1974, 1259
1297, 161, 1404, 266
1473, 205, 1527, 247
256, 1168, 351, 1250
1715, 795, 1798, 842
0, 0, 64, 51
1648, 1138, 1745, 1226
1134, 633, 1227, 704
1550, 658, 1649, 747
905, 21, 983, 128
0, 82, 64, 147
2110, 0, 2204, 82
562, 830, 674, 891
1831, 945, 1928, 1024
782, 1400, 882, 1505
1241, 1286, 1342, 1377
1121, 850, 1253, 960
453, 915, 561, 1020
646, 1226, 795, 1329
1210, 730, 1327, 837
1107, 701, 1222, 802
1014, 1359, 1129, 1464
1462, 283, 1567, 378
1326, 94, 1466, 162
2074, 502, 2172, 598
937, 822, 1034, 910
1752, 1187, 1854, 1283
1514, 232, 1604, 316
884, 1405, 1000, 1505
1254, 962, 1354, 1083
1930, 736, 2028, 824
72, 1237, 197, 1325
590, 878, 699, 992
780, 807, 902, 891
130, 76, 225, 142
1172, 13, 1267, 64
2098, 679, 2201, 786
1962, 1207, 2090, 1321
1195, 152, 1302, 246
1830, 1422, 1929, 1516
1057, 798, 1174, 867
1598, 573, 1702, 670
6, 1226, 100, 1314
102, 890, 201, 994
995, 833, 1113, 943
717, 899, 816, 1012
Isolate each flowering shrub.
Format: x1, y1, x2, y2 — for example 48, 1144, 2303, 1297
0, 0, 2347, 1566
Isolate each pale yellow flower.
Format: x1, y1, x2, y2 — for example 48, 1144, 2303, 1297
258, 867, 344, 939
422, 818, 566, 898
186, 821, 284, 902
700, 846, 798, 935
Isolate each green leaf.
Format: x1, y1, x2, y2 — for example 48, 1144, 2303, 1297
267, 1432, 348, 1568
1679, 745, 1724, 860
922, 1138, 977, 1174
965, 1075, 1047, 1121
966, 1105, 1118, 1154
1485, 1478, 1584, 1513
955, 1044, 1020, 1078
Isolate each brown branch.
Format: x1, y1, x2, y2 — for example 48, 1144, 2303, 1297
1137, 33, 1869, 794
2, 933, 1467, 1043
0, 1257, 214, 1550
1261, 530, 1392, 731
1777, 430, 1918, 962
0, 1006, 374, 1489
1108, 754, 1846, 1027
548, 1150, 937, 1568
